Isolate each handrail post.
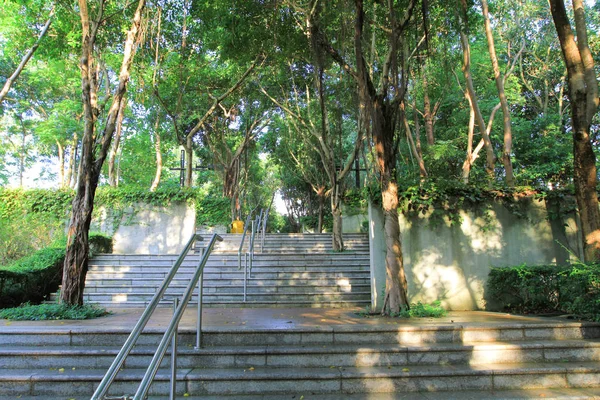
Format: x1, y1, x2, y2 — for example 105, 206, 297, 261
195, 247, 204, 350
237, 213, 253, 271
170, 297, 179, 400
243, 252, 248, 302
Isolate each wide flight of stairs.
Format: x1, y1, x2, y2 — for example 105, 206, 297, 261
1, 317, 599, 398
58, 233, 372, 308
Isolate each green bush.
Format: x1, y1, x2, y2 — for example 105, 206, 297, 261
0, 233, 112, 308
0, 302, 109, 320
487, 263, 600, 321
397, 301, 448, 318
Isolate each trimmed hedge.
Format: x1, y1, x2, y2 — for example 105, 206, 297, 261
0, 233, 112, 308
487, 263, 600, 321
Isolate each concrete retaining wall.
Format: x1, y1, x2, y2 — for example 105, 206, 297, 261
92, 202, 196, 254
368, 197, 582, 312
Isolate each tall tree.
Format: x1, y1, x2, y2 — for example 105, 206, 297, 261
308, 0, 420, 312
481, 0, 514, 186
549, 0, 600, 262
61, 0, 146, 305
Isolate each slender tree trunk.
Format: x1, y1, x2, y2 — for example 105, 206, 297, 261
108, 96, 127, 186
317, 189, 325, 233
549, 0, 600, 261
331, 183, 344, 251
184, 136, 193, 187
57, 141, 65, 188
462, 102, 476, 183
422, 70, 435, 145
0, 10, 53, 104
482, 0, 514, 187
457, 0, 495, 179
61, 0, 146, 306
66, 134, 77, 188
150, 114, 162, 192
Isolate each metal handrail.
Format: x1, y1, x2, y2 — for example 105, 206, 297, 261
92, 233, 223, 400
91, 233, 203, 400
237, 213, 253, 271
261, 206, 270, 251
133, 233, 222, 400
248, 209, 263, 272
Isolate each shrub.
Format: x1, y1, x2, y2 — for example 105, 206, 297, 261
487, 263, 600, 321
0, 233, 112, 308
0, 302, 109, 321
397, 301, 448, 318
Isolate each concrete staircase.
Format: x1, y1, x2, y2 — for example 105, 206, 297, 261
58, 233, 372, 308
1, 313, 599, 398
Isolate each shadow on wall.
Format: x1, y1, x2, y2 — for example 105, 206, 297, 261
368, 196, 582, 312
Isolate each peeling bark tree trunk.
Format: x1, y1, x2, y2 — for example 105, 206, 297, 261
150, 113, 162, 192
549, 0, 600, 262
462, 102, 476, 183
65, 133, 77, 188
108, 96, 127, 187
422, 70, 435, 145
316, 187, 325, 233
57, 141, 65, 188
482, 0, 514, 187
457, 0, 495, 179
0, 10, 53, 105
61, 0, 146, 306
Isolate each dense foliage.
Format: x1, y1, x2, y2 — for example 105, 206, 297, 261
0, 303, 109, 321
0, 233, 112, 308
487, 264, 600, 321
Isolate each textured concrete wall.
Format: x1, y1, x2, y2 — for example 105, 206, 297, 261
92, 202, 196, 254
368, 198, 582, 312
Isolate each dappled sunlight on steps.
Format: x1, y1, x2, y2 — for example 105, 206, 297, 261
49, 233, 372, 308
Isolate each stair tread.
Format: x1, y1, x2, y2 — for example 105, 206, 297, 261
3, 339, 600, 354
2, 362, 599, 381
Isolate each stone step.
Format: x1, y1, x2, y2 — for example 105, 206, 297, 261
83, 283, 371, 294
76, 292, 372, 303
84, 277, 372, 287
3, 322, 598, 348
11, 388, 600, 400
2, 362, 599, 397
89, 254, 371, 263
87, 261, 371, 270
2, 340, 600, 370
85, 270, 371, 280
82, 299, 371, 309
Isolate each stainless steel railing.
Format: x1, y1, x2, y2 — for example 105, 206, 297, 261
260, 206, 270, 252
237, 213, 253, 272
91, 233, 223, 400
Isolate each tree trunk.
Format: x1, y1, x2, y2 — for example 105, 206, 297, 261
422, 70, 435, 145
184, 135, 193, 187
457, 0, 495, 179
549, 0, 600, 262
108, 96, 127, 186
61, 0, 146, 306
462, 102, 476, 183
150, 113, 162, 192
382, 173, 409, 311
482, 0, 514, 187
0, 10, 53, 104
57, 141, 65, 188
331, 185, 344, 251
317, 189, 325, 233
66, 134, 77, 188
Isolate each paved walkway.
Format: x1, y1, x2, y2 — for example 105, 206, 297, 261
1, 307, 593, 333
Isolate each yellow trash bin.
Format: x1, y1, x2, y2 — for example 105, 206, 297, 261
231, 220, 244, 234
